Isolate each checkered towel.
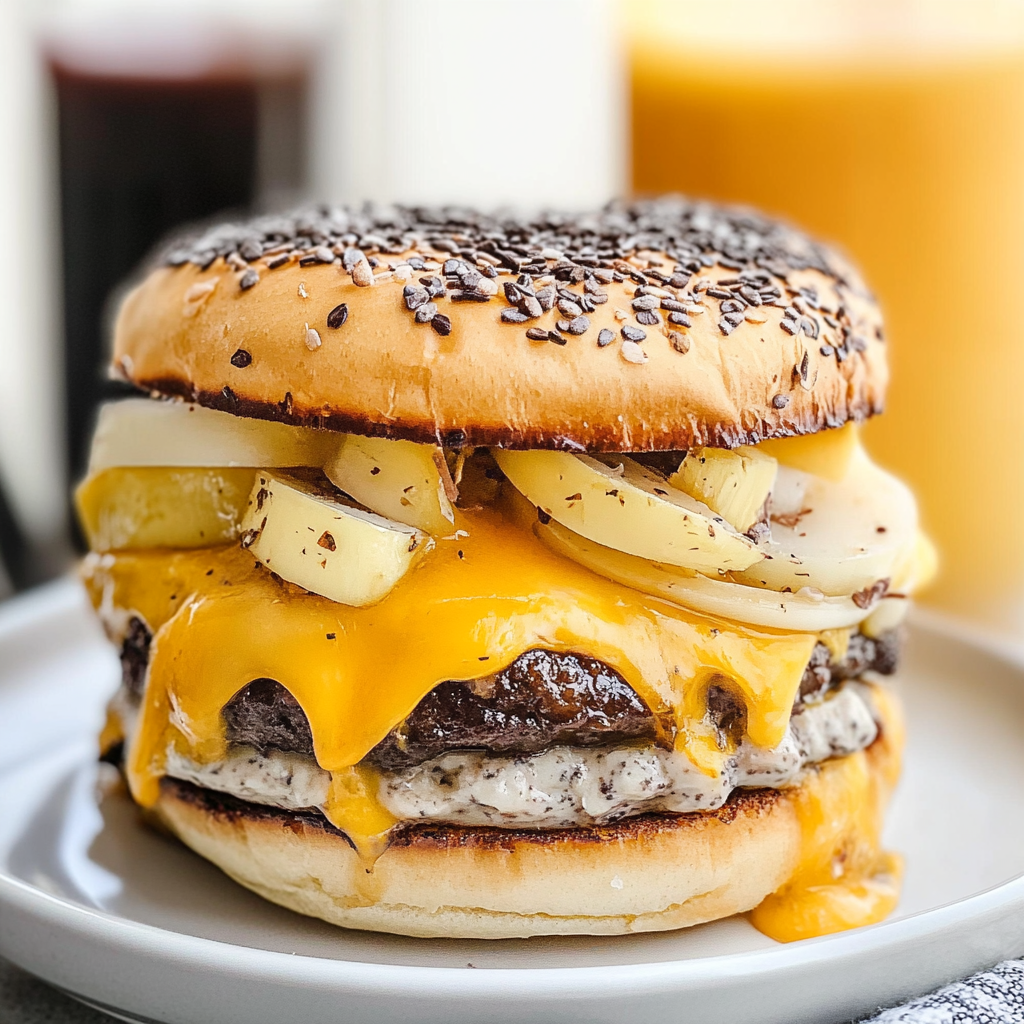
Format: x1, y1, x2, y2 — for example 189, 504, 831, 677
858, 959, 1024, 1023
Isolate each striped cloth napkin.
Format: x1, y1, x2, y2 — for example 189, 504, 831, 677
857, 959, 1024, 1023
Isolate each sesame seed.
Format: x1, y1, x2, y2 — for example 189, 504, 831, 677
230, 348, 252, 368
636, 309, 661, 326
772, 394, 790, 409
239, 239, 263, 261
526, 327, 549, 342
520, 295, 543, 319
535, 286, 557, 311
420, 276, 445, 299
184, 280, 217, 303
669, 331, 690, 354
501, 308, 529, 323
404, 285, 429, 310
621, 324, 647, 343
351, 258, 373, 287
431, 313, 452, 336
597, 328, 615, 347
415, 302, 438, 323
566, 315, 590, 335
305, 325, 322, 351
621, 340, 648, 364
239, 268, 259, 290
326, 303, 349, 329
342, 248, 365, 271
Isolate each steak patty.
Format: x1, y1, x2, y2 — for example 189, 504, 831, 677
212, 632, 900, 770
368, 650, 664, 771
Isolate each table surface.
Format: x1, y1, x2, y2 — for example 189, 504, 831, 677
1, 957, 112, 1023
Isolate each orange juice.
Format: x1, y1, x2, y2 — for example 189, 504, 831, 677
629, 0, 1024, 624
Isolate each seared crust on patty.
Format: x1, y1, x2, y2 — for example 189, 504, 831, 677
368, 649, 664, 770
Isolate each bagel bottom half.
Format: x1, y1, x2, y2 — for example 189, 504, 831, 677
152, 691, 903, 940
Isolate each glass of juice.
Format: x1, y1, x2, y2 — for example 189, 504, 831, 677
628, 0, 1024, 628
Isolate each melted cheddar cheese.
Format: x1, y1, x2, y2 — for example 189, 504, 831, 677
84, 504, 901, 942
751, 685, 905, 942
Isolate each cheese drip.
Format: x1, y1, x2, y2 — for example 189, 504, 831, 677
83, 508, 816, 816
750, 685, 905, 942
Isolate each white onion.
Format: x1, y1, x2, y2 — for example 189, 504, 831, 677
536, 519, 875, 632
733, 448, 919, 597
88, 398, 335, 472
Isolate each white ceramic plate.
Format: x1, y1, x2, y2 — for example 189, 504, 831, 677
1, 580, 1024, 1024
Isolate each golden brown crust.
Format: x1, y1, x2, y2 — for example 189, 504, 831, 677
151, 696, 902, 939
113, 202, 887, 452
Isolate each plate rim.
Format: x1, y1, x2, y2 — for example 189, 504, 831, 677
2, 579, 1024, 998
4, 866, 1024, 993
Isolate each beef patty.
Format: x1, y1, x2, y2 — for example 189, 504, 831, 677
210, 632, 900, 771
